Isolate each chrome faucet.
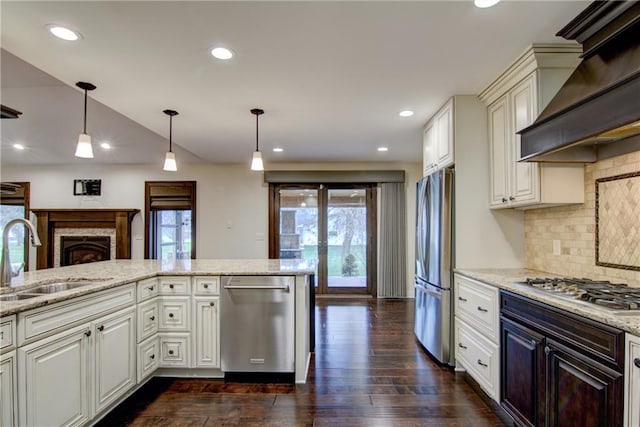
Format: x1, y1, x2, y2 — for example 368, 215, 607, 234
1, 218, 41, 287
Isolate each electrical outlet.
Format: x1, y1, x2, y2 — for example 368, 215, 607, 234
553, 240, 561, 256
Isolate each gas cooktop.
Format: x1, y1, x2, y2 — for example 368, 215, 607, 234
515, 277, 640, 312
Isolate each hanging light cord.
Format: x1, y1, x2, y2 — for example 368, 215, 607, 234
82, 88, 88, 134
169, 115, 173, 152
255, 113, 259, 151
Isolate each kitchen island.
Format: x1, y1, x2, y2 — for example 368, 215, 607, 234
0, 259, 315, 427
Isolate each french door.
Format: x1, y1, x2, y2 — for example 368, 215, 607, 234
269, 184, 376, 295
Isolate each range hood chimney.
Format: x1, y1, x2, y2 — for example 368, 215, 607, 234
519, 1, 640, 162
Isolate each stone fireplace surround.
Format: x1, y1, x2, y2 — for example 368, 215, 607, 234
31, 209, 139, 270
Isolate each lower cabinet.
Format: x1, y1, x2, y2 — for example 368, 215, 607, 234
18, 306, 136, 427
500, 291, 624, 427
137, 335, 159, 383
158, 333, 191, 367
194, 297, 219, 368
1, 351, 17, 427
624, 333, 640, 427
455, 318, 499, 400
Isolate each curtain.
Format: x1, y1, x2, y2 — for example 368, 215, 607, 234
378, 182, 407, 297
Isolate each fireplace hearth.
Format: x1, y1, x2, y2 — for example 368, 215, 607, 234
61, 236, 111, 266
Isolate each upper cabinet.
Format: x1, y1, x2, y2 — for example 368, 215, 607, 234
423, 98, 454, 176
480, 45, 585, 209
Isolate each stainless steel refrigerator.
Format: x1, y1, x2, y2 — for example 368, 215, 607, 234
414, 168, 454, 366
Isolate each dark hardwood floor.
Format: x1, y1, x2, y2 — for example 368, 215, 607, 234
97, 298, 507, 426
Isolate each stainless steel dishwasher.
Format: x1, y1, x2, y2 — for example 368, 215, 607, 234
220, 275, 295, 379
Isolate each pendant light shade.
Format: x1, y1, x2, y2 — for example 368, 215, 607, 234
163, 109, 179, 172
75, 82, 96, 158
250, 108, 265, 171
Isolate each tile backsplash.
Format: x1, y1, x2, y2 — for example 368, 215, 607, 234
525, 151, 640, 286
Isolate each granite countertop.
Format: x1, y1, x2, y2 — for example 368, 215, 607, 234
455, 268, 640, 337
0, 259, 316, 317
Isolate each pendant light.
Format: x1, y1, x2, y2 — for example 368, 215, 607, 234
75, 82, 96, 158
250, 108, 264, 171
163, 109, 178, 172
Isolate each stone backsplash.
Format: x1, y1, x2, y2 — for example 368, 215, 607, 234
525, 150, 640, 286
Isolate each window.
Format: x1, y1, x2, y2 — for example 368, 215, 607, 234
145, 181, 196, 260
0, 182, 31, 271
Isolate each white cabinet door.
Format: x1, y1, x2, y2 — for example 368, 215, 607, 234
1, 351, 17, 426
194, 297, 219, 368
488, 96, 510, 207
93, 307, 136, 415
19, 325, 90, 427
137, 299, 158, 342
625, 334, 640, 427
435, 100, 454, 168
422, 123, 437, 176
159, 297, 190, 331
137, 335, 159, 383
509, 73, 539, 205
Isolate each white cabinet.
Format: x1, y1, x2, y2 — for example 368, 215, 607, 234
158, 333, 190, 367
137, 298, 159, 342
480, 45, 584, 209
423, 98, 454, 176
1, 315, 16, 353
137, 335, 159, 383
625, 333, 640, 427
454, 273, 500, 401
159, 297, 190, 331
1, 351, 17, 426
194, 297, 219, 368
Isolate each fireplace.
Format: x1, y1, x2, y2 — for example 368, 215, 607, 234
61, 236, 111, 266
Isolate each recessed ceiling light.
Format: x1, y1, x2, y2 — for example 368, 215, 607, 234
13, 143, 25, 150
100, 142, 111, 150
47, 25, 81, 41
474, 0, 500, 8
211, 47, 234, 60
273, 147, 284, 152
399, 110, 414, 117
377, 147, 389, 152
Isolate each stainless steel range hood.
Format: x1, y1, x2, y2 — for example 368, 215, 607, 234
519, 1, 640, 162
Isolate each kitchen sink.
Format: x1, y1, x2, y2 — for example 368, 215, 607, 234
27, 282, 96, 294
0, 293, 42, 301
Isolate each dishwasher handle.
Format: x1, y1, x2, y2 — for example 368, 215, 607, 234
224, 285, 290, 291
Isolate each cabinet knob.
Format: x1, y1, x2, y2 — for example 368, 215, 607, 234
477, 306, 488, 313
150, 316, 155, 321
203, 284, 209, 289
0, 331, 3, 340
458, 343, 468, 350
477, 359, 488, 368
84, 330, 92, 337
150, 354, 155, 360
210, 302, 215, 307
544, 346, 551, 355
501, 198, 507, 203
97, 325, 104, 332
168, 350, 174, 355
169, 313, 174, 318
169, 284, 175, 289
458, 296, 468, 302
509, 196, 515, 201
634, 358, 640, 368
147, 286, 154, 291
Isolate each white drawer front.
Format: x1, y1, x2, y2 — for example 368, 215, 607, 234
454, 274, 499, 342
137, 278, 159, 302
1, 315, 16, 353
18, 285, 135, 346
137, 299, 159, 342
137, 335, 159, 383
193, 276, 220, 295
158, 333, 190, 367
159, 298, 190, 331
455, 318, 499, 401
158, 277, 190, 295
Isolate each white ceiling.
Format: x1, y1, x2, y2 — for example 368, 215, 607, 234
0, 0, 590, 167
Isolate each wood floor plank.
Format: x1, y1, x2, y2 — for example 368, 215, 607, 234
96, 298, 507, 426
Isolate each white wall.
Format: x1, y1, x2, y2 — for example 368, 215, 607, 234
1, 161, 421, 296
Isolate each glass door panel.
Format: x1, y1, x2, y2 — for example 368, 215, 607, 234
154, 210, 191, 261
327, 189, 367, 291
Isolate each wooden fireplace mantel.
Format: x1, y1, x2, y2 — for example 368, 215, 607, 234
31, 209, 140, 270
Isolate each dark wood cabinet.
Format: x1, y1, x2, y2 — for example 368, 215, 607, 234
500, 291, 624, 427
545, 340, 623, 427
500, 318, 545, 427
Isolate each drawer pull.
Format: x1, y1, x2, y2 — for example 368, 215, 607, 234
477, 359, 488, 368
84, 330, 92, 337
168, 313, 174, 318
477, 306, 488, 313
0, 331, 3, 340
203, 283, 209, 289
168, 350, 174, 355
458, 296, 468, 302
210, 302, 215, 307
97, 325, 104, 332
150, 354, 155, 360
458, 343, 467, 350
147, 286, 155, 291
169, 284, 175, 289
501, 198, 507, 203
509, 196, 515, 201
150, 316, 155, 321
634, 358, 640, 368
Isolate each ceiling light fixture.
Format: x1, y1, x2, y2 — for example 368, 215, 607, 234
100, 142, 111, 150
48, 25, 80, 41
399, 110, 414, 117
273, 147, 284, 153
13, 144, 25, 150
377, 147, 389, 152
211, 47, 234, 60
163, 109, 179, 172
75, 81, 96, 158
474, 0, 500, 8
250, 108, 265, 171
